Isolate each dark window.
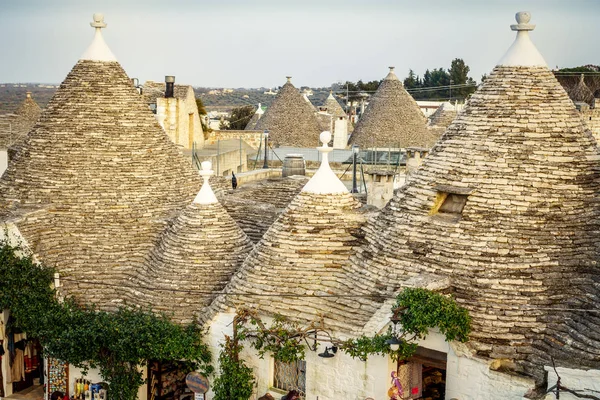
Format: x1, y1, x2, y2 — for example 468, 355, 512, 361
438, 193, 468, 215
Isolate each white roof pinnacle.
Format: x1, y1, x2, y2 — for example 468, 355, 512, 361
497, 11, 546, 67
302, 131, 349, 195
80, 13, 117, 62
193, 161, 218, 204
256, 103, 264, 115
384, 66, 399, 81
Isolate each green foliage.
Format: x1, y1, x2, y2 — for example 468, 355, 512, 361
0, 241, 212, 400
402, 58, 477, 101
342, 79, 381, 103
221, 105, 255, 130
340, 288, 470, 362
212, 335, 255, 400
242, 314, 306, 363
195, 98, 208, 116
396, 288, 470, 342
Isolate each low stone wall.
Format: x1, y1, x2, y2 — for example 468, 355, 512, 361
207, 130, 263, 149
581, 108, 600, 142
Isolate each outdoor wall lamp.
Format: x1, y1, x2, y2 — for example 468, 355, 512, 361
318, 346, 338, 358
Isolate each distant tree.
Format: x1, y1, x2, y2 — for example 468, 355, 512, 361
404, 59, 477, 100
448, 58, 477, 99
195, 98, 207, 116
403, 69, 421, 90
195, 98, 211, 134
481, 74, 488, 83
221, 105, 254, 130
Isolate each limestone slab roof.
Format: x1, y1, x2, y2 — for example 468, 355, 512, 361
349, 67, 438, 148
347, 12, 600, 381
211, 136, 379, 334
427, 101, 457, 129
137, 164, 253, 324
569, 74, 595, 105
0, 18, 201, 310
254, 78, 322, 147
322, 92, 347, 118
0, 94, 42, 149
213, 189, 375, 333
221, 176, 309, 243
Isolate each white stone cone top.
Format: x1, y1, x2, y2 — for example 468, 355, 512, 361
256, 103, 264, 115
497, 11, 546, 67
80, 13, 117, 62
302, 131, 349, 194
193, 161, 218, 204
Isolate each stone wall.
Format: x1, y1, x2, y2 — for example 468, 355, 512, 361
581, 107, 600, 142
544, 366, 600, 400
155, 86, 204, 149
207, 130, 263, 149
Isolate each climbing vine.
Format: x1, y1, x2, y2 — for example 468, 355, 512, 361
0, 241, 213, 400
215, 289, 471, 398
340, 288, 471, 361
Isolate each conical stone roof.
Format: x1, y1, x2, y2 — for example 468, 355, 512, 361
141, 162, 253, 324
0, 14, 201, 310
349, 67, 436, 148
427, 101, 457, 129
569, 74, 595, 105
212, 132, 374, 333
323, 91, 347, 118
2, 93, 42, 150
348, 12, 600, 381
244, 103, 264, 130
254, 77, 321, 147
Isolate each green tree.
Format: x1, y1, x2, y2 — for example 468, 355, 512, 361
448, 58, 477, 99
195, 98, 208, 116
0, 242, 213, 400
196, 98, 211, 136
221, 105, 255, 130
212, 335, 255, 400
403, 69, 421, 90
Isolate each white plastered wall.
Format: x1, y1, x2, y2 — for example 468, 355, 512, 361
0, 149, 7, 178
206, 311, 536, 400
543, 366, 600, 400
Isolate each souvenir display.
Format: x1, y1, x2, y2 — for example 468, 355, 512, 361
47, 357, 69, 396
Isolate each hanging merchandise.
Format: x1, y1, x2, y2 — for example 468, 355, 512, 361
47, 357, 69, 396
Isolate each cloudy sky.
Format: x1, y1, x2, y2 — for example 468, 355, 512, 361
1, 0, 598, 88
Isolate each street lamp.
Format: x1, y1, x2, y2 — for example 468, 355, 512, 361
262, 129, 269, 169
386, 306, 403, 351
351, 145, 359, 193
449, 79, 454, 101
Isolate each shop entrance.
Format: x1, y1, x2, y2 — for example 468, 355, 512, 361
147, 360, 196, 400
397, 347, 447, 400
1, 316, 43, 397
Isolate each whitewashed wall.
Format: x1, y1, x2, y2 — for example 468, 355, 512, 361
0, 149, 7, 178
544, 366, 600, 400
206, 312, 537, 400
68, 365, 147, 400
